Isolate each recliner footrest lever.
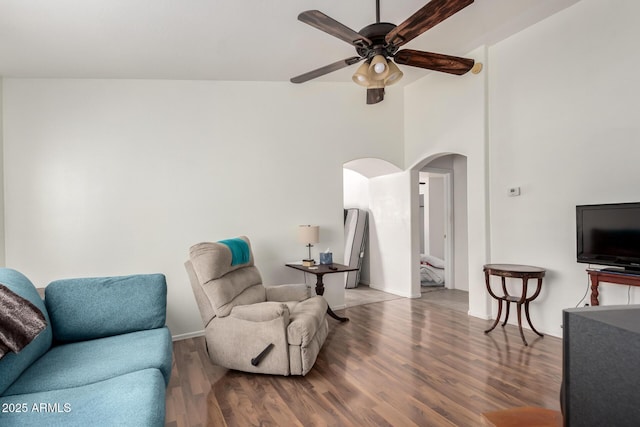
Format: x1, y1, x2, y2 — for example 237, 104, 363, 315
251, 343, 274, 366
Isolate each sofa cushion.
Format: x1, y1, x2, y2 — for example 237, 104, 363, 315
45, 274, 167, 343
3, 327, 172, 396
0, 368, 166, 427
0, 268, 53, 396
287, 296, 328, 346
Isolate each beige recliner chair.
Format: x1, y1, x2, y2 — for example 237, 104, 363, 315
184, 236, 329, 376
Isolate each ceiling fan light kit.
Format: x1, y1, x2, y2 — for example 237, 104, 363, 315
369, 55, 389, 79
367, 88, 385, 105
352, 61, 372, 87
291, 0, 477, 104
384, 61, 404, 86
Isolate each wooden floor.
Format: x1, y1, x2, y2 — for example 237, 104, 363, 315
165, 296, 562, 427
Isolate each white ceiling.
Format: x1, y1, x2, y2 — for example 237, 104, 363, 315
0, 0, 581, 84
344, 158, 402, 178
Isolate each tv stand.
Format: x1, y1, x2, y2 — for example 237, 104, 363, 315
587, 269, 640, 305
600, 267, 640, 275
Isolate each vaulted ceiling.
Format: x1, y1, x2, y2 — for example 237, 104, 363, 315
0, 0, 580, 84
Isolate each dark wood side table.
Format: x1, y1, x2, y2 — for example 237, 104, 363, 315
483, 264, 546, 346
587, 269, 640, 306
285, 262, 358, 322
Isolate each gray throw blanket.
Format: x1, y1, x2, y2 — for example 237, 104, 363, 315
0, 283, 47, 360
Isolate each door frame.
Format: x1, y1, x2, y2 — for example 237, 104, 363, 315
420, 167, 454, 288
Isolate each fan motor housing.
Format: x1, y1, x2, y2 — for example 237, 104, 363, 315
357, 22, 397, 58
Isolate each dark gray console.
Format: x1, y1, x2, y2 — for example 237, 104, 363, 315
562, 305, 640, 426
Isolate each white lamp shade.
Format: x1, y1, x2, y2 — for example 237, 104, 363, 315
298, 225, 319, 244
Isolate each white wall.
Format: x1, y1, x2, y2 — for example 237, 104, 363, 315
343, 169, 370, 212
342, 168, 370, 284
488, 0, 640, 337
0, 78, 4, 266
368, 170, 417, 297
2, 78, 403, 338
452, 156, 469, 291
344, 166, 416, 296
405, 1, 640, 338
4, 0, 637, 342
405, 46, 490, 319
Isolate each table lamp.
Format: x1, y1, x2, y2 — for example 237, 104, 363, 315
298, 225, 319, 266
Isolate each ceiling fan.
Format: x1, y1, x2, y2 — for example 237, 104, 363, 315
291, 0, 478, 104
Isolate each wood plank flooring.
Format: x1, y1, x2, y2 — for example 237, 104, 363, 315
165, 296, 562, 427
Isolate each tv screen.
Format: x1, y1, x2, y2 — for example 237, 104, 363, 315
576, 202, 640, 271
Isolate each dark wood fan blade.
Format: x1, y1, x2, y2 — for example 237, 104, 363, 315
394, 49, 474, 75
386, 0, 474, 47
298, 10, 372, 47
291, 57, 364, 84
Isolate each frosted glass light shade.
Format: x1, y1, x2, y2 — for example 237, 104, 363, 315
368, 55, 389, 81
352, 62, 371, 87
384, 61, 403, 86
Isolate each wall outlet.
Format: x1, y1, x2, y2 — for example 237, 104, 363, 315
508, 187, 521, 197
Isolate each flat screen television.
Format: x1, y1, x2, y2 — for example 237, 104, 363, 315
576, 202, 640, 272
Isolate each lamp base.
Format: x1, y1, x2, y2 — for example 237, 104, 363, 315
302, 259, 316, 267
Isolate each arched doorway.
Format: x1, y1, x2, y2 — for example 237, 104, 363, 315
343, 158, 409, 304
416, 154, 470, 309
343, 154, 490, 319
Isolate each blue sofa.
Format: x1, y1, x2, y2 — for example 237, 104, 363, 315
0, 268, 172, 426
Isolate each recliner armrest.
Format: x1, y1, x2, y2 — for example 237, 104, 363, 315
229, 302, 290, 322
265, 284, 310, 302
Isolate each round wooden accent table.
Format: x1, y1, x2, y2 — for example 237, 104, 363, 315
483, 264, 546, 346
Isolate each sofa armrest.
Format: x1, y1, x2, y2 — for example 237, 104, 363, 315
45, 274, 167, 343
265, 284, 309, 302
229, 302, 290, 323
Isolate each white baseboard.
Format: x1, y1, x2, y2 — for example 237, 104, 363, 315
368, 283, 384, 291
331, 304, 346, 311
172, 330, 205, 341
368, 283, 418, 298
467, 310, 490, 320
